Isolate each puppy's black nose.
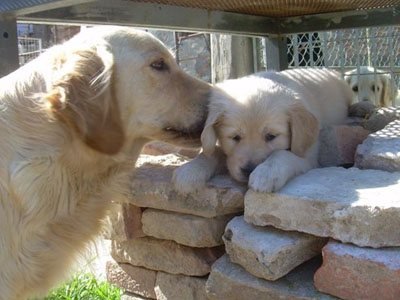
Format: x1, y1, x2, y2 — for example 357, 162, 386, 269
240, 163, 256, 178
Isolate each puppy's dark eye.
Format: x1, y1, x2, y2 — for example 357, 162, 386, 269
371, 85, 380, 92
352, 85, 358, 92
232, 135, 241, 142
150, 59, 168, 71
265, 134, 276, 142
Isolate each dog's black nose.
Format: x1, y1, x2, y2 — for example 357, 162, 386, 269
240, 163, 256, 178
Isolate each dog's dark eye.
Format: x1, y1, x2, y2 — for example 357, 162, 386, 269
352, 85, 358, 92
265, 134, 276, 142
371, 85, 379, 92
232, 135, 241, 142
150, 59, 169, 71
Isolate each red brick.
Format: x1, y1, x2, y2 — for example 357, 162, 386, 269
318, 125, 369, 167
314, 240, 400, 300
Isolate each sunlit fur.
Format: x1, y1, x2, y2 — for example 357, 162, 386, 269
0, 26, 211, 300
173, 68, 353, 194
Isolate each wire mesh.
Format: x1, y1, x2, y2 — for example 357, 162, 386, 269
287, 26, 400, 106
18, 37, 43, 66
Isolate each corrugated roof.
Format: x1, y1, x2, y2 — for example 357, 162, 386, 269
133, 0, 400, 17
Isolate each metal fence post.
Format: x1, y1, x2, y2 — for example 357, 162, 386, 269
264, 35, 288, 71
0, 15, 19, 77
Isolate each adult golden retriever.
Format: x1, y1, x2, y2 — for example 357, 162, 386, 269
0, 26, 211, 300
173, 69, 352, 194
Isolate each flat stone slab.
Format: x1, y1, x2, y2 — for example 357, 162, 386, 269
245, 167, 400, 248
105, 203, 145, 241
223, 216, 326, 281
111, 237, 224, 276
355, 120, 400, 172
206, 255, 339, 300
131, 155, 245, 217
319, 125, 369, 167
314, 240, 400, 300
142, 208, 235, 247
122, 292, 153, 300
363, 106, 400, 132
106, 261, 156, 299
155, 272, 208, 300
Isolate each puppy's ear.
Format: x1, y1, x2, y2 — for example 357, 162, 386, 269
44, 44, 124, 155
201, 102, 223, 157
380, 74, 394, 107
288, 102, 319, 157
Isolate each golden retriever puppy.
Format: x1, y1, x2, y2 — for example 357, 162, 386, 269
0, 26, 212, 300
345, 66, 399, 107
173, 69, 352, 194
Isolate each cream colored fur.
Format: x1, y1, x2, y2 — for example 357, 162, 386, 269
173, 68, 352, 194
0, 26, 211, 300
345, 66, 399, 107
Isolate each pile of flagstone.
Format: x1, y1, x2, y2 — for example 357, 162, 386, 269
106, 118, 400, 300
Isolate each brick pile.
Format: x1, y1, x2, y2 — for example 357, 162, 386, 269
207, 120, 400, 300
106, 154, 246, 300
106, 118, 400, 300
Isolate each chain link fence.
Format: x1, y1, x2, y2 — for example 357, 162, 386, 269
18, 37, 43, 66
287, 26, 400, 105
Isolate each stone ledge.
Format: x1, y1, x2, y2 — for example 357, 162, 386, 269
111, 237, 224, 276
314, 240, 400, 300
142, 208, 235, 247
206, 255, 338, 300
245, 167, 400, 248
131, 155, 245, 218
355, 120, 400, 172
223, 216, 327, 281
155, 272, 208, 300
106, 261, 156, 299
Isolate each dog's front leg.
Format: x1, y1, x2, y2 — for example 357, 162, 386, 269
172, 147, 226, 195
249, 150, 313, 193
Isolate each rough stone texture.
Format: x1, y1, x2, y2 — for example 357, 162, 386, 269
245, 167, 400, 248
319, 125, 370, 167
106, 261, 156, 299
142, 208, 235, 247
141, 141, 200, 158
121, 292, 153, 300
364, 106, 400, 132
155, 272, 208, 300
314, 240, 400, 300
106, 203, 145, 241
206, 255, 339, 300
111, 237, 224, 276
223, 216, 327, 281
132, 155, 246, 218
355, 120, 400, 172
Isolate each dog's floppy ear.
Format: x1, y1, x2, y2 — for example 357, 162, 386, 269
44, 43, 124, 155
380, 74, 396, 107
288, 102, 319, 157
201, 106, 221, 157
201, 98, 225, 157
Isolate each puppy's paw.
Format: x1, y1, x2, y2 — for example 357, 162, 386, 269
172, 163, 207, 195
248, 163, 289, 193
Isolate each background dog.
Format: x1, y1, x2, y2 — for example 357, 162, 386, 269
173, 69, 352, 194
345, 66, 399, 107
0, 26, 212, 300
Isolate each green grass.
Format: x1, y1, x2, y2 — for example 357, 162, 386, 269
40, 273, 123, 300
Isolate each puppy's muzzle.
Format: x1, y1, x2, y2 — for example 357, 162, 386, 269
240, 163, 256, 178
